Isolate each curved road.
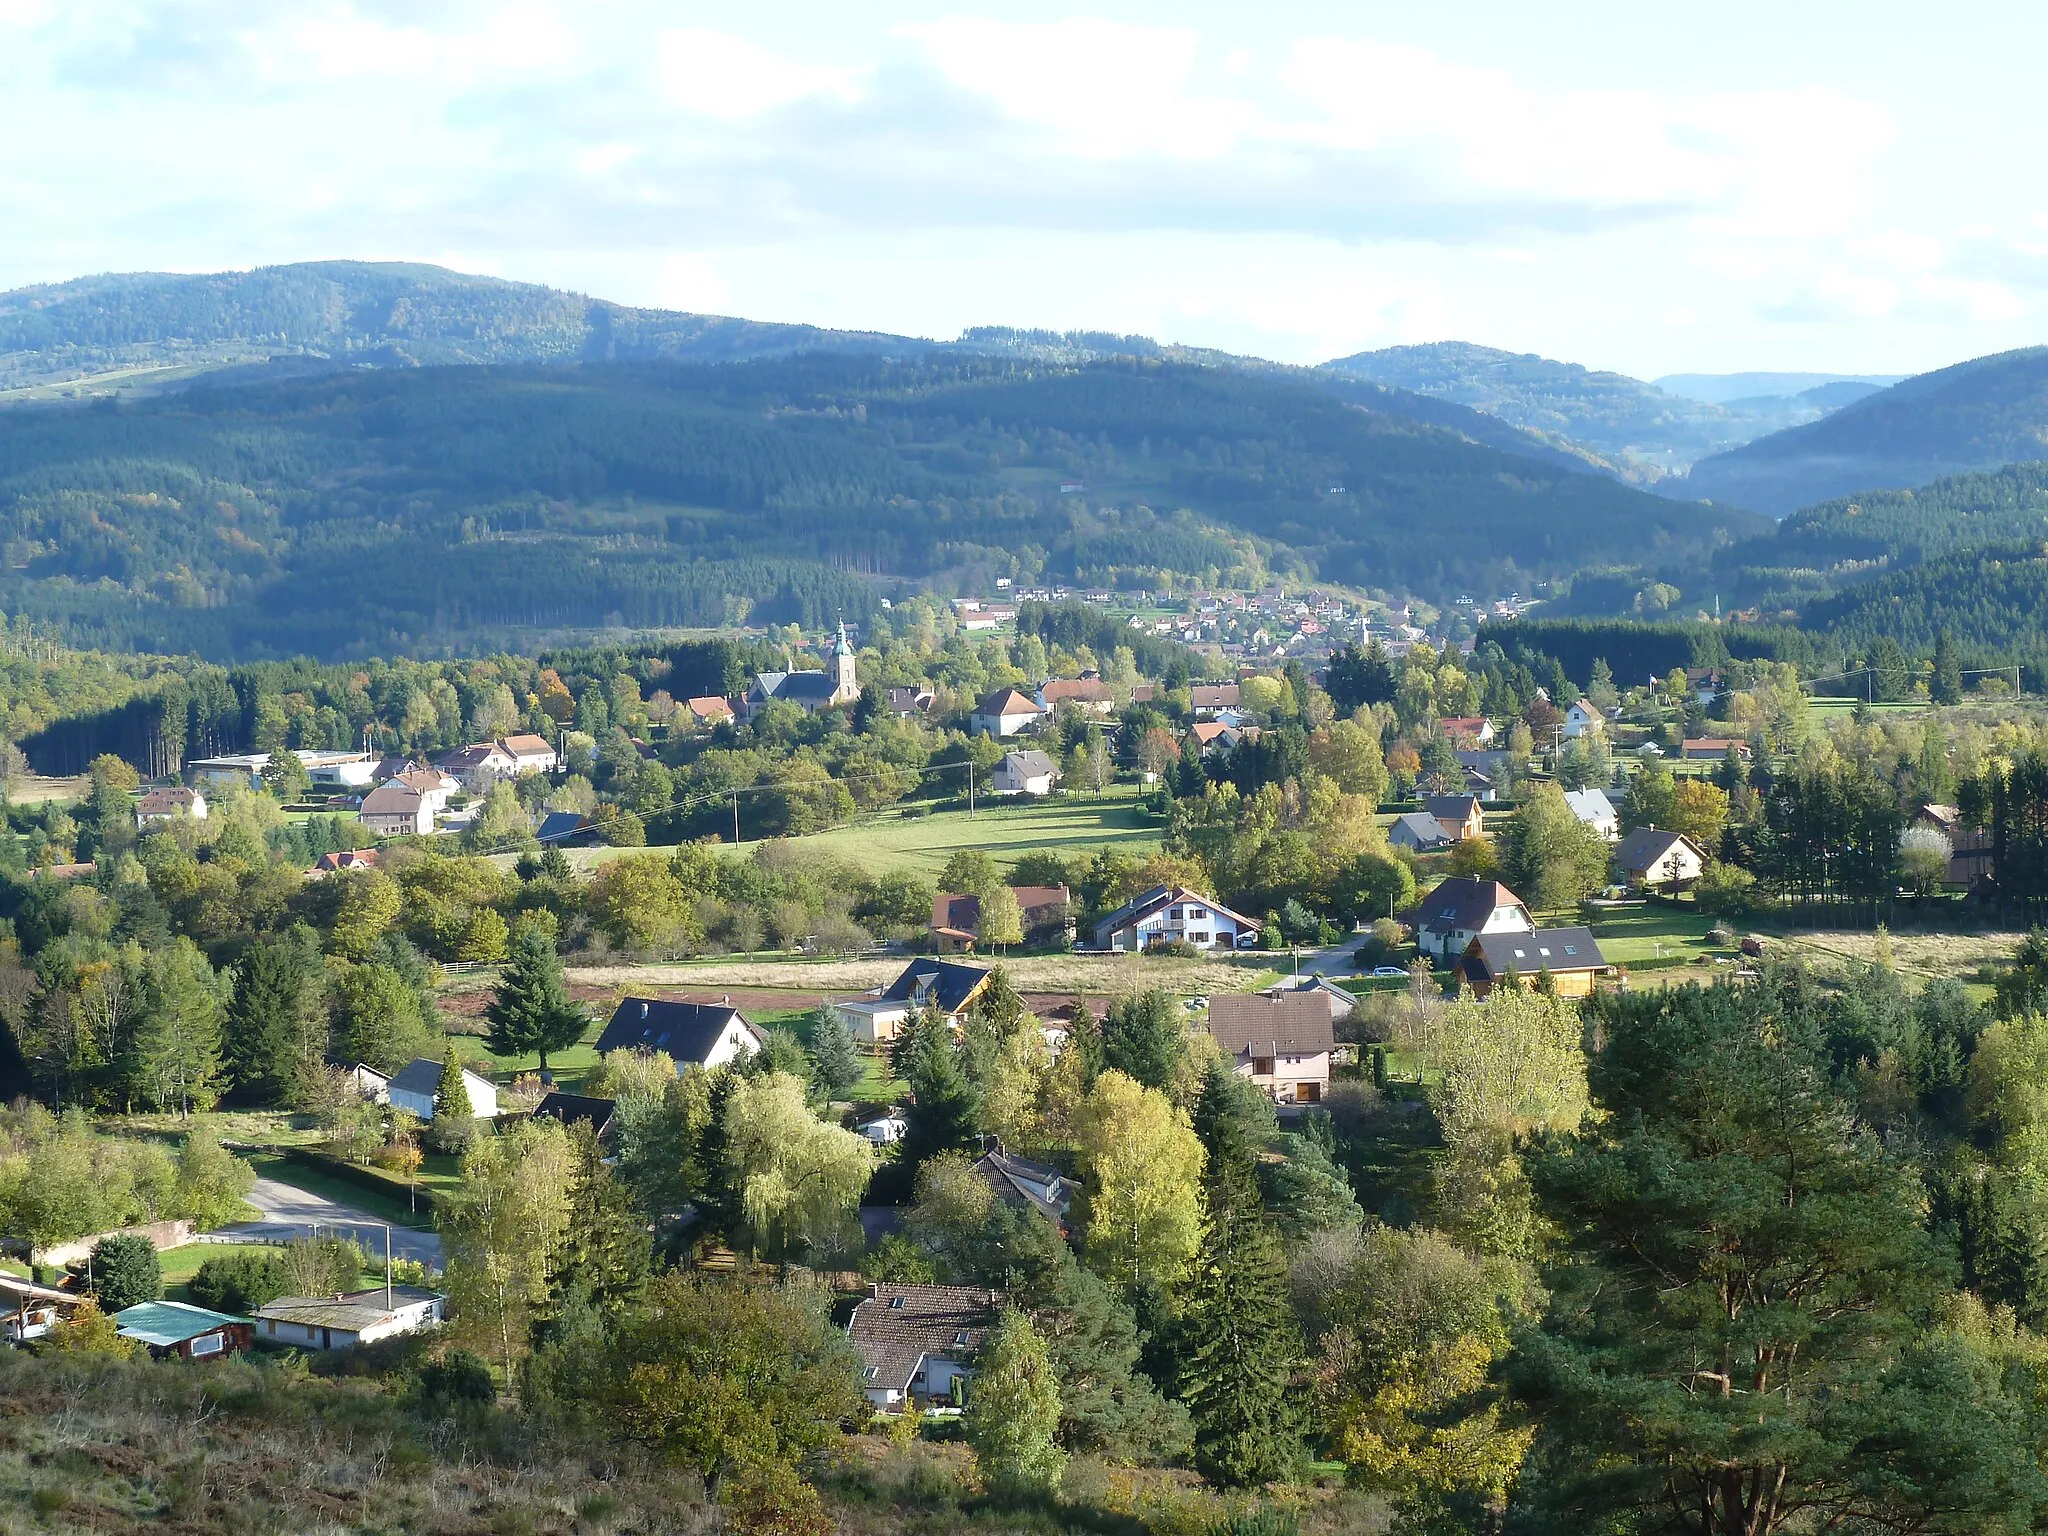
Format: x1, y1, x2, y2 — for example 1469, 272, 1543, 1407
209, 1176, 442, 1265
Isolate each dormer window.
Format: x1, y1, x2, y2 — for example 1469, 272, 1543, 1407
888, 1296, 905, 1309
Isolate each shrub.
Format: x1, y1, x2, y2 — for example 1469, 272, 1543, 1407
1693, 860, 1758, 918
417, 1349, 496, 1409
190, 1249, 291, 1313
1144, 939, 1201, 960
89, 1234, 161, 1311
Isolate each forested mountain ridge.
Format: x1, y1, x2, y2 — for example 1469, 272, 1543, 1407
1683, 345, 2048, 515
0, 352, 1762, 659
1320, 339, 1884, 480
0, 261, 921, 397
0, 261, 1611, 482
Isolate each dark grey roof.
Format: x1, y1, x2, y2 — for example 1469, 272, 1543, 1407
1423, 795, 1481, 822
389, 1057, 451, 1097
594, 998, 755, 1062
997, 749, 1058, 777
754, 670, 838, 702
536, 811, 594, 843
1414, 877, 1528, 936
974, 1148, 1077, 1227
847, 1284, 1002, 1393
1456, 749, 1510, 773
1462, 926, 1606, 981
878, 958, 990, 1015
532, 1092, 616, 1135
1206, 991, 1336, 1055
1389, 811, 1453, 848
1614, 827, 1701, 874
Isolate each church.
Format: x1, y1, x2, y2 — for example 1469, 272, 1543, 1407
743, 623, 860, 719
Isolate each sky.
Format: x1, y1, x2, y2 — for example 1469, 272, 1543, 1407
3, 0, 2046, 378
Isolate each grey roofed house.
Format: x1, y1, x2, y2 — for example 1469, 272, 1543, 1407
1423, 793, 1483, 829
995, 748, 1058, 779
1388, 810, 1454, 851
593, 998, 759, 1064
1088, 883, 1260, 950
973, 1144, 1078, 1229
878, 957, 991, 1016
1206, 990, 1336, 1058
847, 1283, 1003, 1405
1460, 926, 1607, 984
1614, 826, 1705, 880
531, 1091, 616, 1138
535, 811, 595, 845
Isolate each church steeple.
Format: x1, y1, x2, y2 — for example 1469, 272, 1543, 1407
833, 620, 858, 702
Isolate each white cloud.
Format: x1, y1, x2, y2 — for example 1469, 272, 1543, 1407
655, 28, 865, 120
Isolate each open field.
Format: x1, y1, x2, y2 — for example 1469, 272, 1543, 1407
1772, 927, 2020, 982
536, 950, 1288, 1000
8, 774, 84, 805
494, 787, 1165, 879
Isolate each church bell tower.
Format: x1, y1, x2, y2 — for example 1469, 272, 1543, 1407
833, 621, 858, 703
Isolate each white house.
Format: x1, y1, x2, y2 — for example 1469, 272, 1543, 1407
1412, 877, 1536, 963
1090, 885, 1260, 952
1564, 788, 1621, 841
437, 742, 518, 791
1614, 827, 1707, 889
358, 782, 433, 838
848, 1283, 1001, 1410
593, 998, 763, 1067
1207, 991, 1334, 1108
387, 1057, 498, 1122
135, 786, 207, 826
1563, 700, 1605, 739
498, 733, 558, 776
828, 959, 992, 1045
970, 688, 1044, 738
991, 750, 1059, 796
300, 750, 382, 789
858, 1112, 908, 1145
253, 1286, 444, 1351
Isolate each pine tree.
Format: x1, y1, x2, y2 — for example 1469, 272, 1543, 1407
902, 1029, 981, 1171
1177, 1067, 1301, 1487
428, 1046, 477, 1155
1101, 990, 1181, 1091
808, 1009, 863, 1103
693, 1067, 746, 1241
553, 1122, 649, 1320
485, 923, 589, 1076
1932, 628, 1965, 705
223, 938, 320, 1106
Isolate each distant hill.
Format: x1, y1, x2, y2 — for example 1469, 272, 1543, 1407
1799, 543, 2048, 663
1682, 346, 2048, 515
0, 261, 923, 399
1319, 341, 1877, 480
0, 353, 1761, 659
0, 262, 1615, 483
1653, 371, 1901, 406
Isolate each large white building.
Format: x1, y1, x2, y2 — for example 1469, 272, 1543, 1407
1089, 885, 1260, 952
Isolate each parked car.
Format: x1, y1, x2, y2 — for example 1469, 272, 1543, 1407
1370, 966, 1408, 979
1183, 995, 1209, 1012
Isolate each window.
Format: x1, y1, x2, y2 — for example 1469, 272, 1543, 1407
1253, 1056, 1275, 1075
1189, 932, 1210, 945
888, 1296, 906, 1309
1188, 907, 1208, 919
864, 1366, 879, 1381
954, 1330, 970, 1347
189, 1333, 224, 1358
1563, 946, 1577, 956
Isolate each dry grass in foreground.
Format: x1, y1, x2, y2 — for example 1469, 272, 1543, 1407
1774, 928, 2021, 981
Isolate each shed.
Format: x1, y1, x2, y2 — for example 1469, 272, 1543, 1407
253, 1285, 445, 1350
112, 1300, 253, 1360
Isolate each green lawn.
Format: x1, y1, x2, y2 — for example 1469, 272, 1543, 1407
1583, 903, 1740, 976
158, 1242, 393, 1306
527, 787, 1164, 880
457, 1004, 814, 1092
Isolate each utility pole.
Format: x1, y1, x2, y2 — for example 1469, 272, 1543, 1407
732, 791, 740, 846
383, 1225, 393, 1309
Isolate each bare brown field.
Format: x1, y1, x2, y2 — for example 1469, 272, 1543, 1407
507, 951, 1289, 1000
1772, 928, 2020, 981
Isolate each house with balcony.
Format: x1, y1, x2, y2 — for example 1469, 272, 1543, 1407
1089, 885, 1259, 952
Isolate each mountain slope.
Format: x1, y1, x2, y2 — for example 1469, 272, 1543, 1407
1683, 346, 2048, 515
0, 353, 1762, 659
1319, 341, 1877, 480
1653, 371, 1899, 405
0, 261, 924, 397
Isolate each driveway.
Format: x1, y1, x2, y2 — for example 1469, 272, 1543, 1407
209, 1176, 443, 1265
1292, 944, 1361, 977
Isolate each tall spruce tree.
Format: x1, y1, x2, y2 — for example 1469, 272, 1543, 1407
485, 923, 589, 1076
693, 1066, 746, 1241
552, 1122, 649, 1320
1177, 1064, 1301, 1486
223, 937, 320, 1106
1932, 627, 1965, 705
1101, 989, 1181, 1091
807, 1009, 863, 1103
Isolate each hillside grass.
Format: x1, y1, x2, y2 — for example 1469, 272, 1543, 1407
506, 786, 1165, 879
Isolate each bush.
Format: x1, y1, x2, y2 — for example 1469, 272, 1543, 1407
191, 1249, 291, 1313
1693, 860, 1759, 918
1144, 939, 1201, 960
89, 1234, 162, 1312
417, 1349, 496, 1410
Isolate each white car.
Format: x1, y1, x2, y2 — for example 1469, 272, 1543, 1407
1370, 966, 1408, 979
1183, 996, 1209, 1011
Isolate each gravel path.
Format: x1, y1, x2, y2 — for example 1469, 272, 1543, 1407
209, 1176, 442, 1265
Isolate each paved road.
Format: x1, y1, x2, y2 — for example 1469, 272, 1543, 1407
209, 1176, 442, 1265
1291, 944, 1361, 978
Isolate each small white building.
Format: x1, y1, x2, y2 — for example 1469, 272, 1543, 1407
1563, 788, 1621, 841
969, 689, 1044, 738
1563, 700, 1605, 739
253, 1286, 445, 1351
387, 1057, 498, 1122
1614, 827, 1708, 889
135, 786, 207, 826
991, 750, 1059, 796
858, 1112, 908, 1145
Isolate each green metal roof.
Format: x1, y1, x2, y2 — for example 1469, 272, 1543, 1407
111, 1300, 246, 1347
